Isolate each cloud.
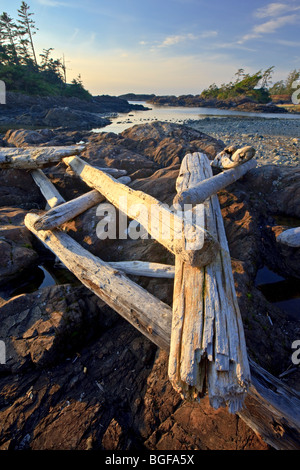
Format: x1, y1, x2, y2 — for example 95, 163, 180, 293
151, 31, 218, 49
255, 2, 300, 18
252, 14, 299, 34
237, 5, 300, 44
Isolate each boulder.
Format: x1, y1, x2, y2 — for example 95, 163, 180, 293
0, 283, 119, 372
43, 107, 110, 130
121, 121, 224, 167
0, 207, 39, 286
0, 169, 44, 209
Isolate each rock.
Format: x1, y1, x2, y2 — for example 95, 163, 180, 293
4, 129, 52, 147
43, 107, 110, 130
0, 169, 44, 209
0, 207, 39, 286
0, 283, 119, 372
244, 165, 300, 218
0, 92, 148, 131
81, 131, 157, 173
121, 121, 223, 167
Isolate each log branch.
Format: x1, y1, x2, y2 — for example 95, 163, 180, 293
0, 145, 85, 169
63, 155, 219, 267
174, 157, 257, 208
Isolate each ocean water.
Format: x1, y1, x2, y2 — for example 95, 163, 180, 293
93, 100, 300, 134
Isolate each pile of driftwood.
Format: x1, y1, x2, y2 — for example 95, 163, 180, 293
1, 144, 299, 450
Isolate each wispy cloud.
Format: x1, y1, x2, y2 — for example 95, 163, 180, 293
144, 30, 218, 51
158, 33, 198, 48
238, 3, 300, 44
255, 2, 300, 18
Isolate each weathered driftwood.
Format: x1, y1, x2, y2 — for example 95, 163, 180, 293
211, 145, 255, 169
0, 145, 85, 169
31, 169, 66, 209
25, 212, 172, 351
25, 211, 300, 449
173, 157, 257, 208
63, 155, 219, 268
92, 166, 128, 177
33, 176, 131, 231
108, 260, 175, 278
276, 227, 300, 248
169, 152, 251, 414
238, 358, 300, 450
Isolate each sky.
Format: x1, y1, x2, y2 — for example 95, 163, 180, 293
1, 0, 300, 95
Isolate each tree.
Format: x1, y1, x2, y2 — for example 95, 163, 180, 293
0, 12, 20, 64
269, 69, 300, 96
17, 2, 38, 67
260, 66, 275, 89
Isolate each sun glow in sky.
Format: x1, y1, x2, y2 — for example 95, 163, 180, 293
1, 0, 300, 95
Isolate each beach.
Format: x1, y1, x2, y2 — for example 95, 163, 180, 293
185, 116, 300, 167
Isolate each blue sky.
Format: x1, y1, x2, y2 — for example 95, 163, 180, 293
1, 0, 300, 95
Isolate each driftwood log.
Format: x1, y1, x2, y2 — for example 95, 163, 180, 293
0, 145, 85, 169
63, 155, 219, 268
211, 145, 255, 169
31, 169, 66, 209
169, 152, 251, 414
276, 227, 300, 248
25, 212, 172, 351
107, 260, 175, 278
174, 158, 257, 208
33, 176, 131, 231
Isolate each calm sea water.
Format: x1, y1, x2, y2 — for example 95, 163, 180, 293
94, 100, 300, 134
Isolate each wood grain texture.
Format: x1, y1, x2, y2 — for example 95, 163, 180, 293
63, 155, 219, 267
169, 152, 251, 414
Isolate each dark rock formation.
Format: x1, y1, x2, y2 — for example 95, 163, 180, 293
0, 92, 148, 131
148, 95, 287, 114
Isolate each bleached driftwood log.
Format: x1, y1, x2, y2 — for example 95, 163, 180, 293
31, 169, 66, 209
108, 260, 175, 278
169, 152, 251, 414
239, 358, 300, 450
276, 227, 300, 248
0, 145, 85, 169
33, 176, 131, 231
211, 145, 255, 169
92, 166, 128, 177
63, 155, 219, 268
174, 157, 257, 208
25, 212, 172, 351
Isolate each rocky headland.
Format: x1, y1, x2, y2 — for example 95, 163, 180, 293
127, 93, 289, 114
0, 121, 299, 450
0, 92, 149, 131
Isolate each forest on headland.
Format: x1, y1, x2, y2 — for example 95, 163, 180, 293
0, 2, 91, 100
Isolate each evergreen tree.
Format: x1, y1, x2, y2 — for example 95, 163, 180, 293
0, 12, 20, 64
17, 2, 38, 67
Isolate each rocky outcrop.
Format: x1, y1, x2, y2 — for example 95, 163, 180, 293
0, 92, 148, 131
148, 95, 287, 114
0, 208, 39, 286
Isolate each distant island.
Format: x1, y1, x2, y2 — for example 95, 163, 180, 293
120, 68, 300, 114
